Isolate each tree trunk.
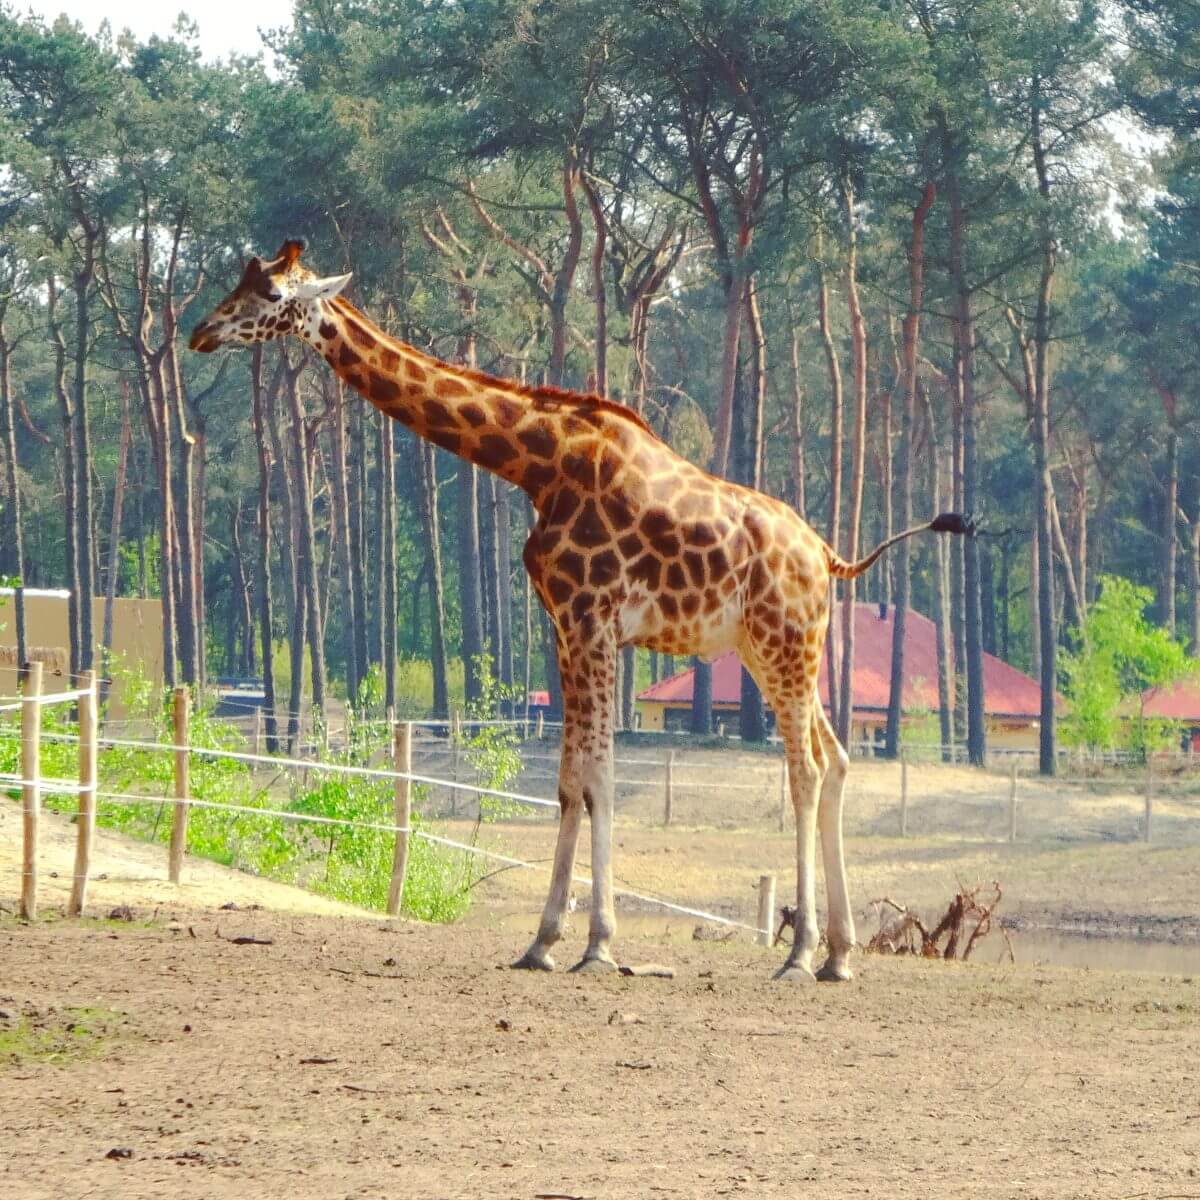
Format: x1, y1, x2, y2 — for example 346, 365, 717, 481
71, 256, 96, 673
925, 388, 955, 756
980, 543, 996, 656
229, 498, 255, 677
100, 385, 132, 698
47, 277, 82, 676
416, 439, 449, 719
817, 233, 843, 734
690, 656, 713, 736
250, 349, 280, 753
0, 313, 28, 669
946, 170, 986, 766
1188, 514, 1200, 657
323, 379, 356, 705
496, 481, 515, 710
740, 279, 768, 744
457, 463, 485, 704
1031, 85, 1058, 776
837, 180, 868, 748
1161, 429, 1178, 636
885, 180, 935, 759
381, 411, 398, 711
787, 305, 806, 519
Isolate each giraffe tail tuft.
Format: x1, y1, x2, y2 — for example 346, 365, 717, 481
929, 511, 976, 536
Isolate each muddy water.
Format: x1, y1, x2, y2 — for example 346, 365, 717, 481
977, 929, 1200, 975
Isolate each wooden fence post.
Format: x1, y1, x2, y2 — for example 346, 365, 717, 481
777, 760, 787, 832
1143, 758, 1153, 844
387, 721, 414, 917
900, 751, 909, 838
68, 671, 97, 917
1008, 758, 1019, 843
535, 710, 544, 740
168, 687, 190, 884
19, 661, 43, 921
664, 749, 675, 826
756, 874, 776, 947
253, 706, 262, 756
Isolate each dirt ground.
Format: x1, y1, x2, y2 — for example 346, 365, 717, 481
2, 907, 1198, 1200
2, 744, 1199, 1198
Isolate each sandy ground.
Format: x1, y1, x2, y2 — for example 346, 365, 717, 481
2, 909, 1198, 1200
2, 743, 1199, 1198
0, 789, 369, 920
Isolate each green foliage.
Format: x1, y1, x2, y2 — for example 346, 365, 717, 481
462, 655, 523, 818
0, 668, 474, 923
1060, 576, 1197, 755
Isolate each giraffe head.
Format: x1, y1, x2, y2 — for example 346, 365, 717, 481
189, 239, 352, 353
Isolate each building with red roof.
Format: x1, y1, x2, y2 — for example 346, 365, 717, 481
636, 602, 1043, 749
1141, 680, 1200, 751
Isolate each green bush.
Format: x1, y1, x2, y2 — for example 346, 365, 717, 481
0, 675, 474, 923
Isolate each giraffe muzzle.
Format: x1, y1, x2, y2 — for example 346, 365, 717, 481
188, 323, 220, 353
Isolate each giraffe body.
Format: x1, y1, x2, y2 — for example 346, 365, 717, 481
192, 242, 966, 979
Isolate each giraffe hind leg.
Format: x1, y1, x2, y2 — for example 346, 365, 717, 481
812, 704, 855, 982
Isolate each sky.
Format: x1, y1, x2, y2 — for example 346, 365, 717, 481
16, 0, 294, 61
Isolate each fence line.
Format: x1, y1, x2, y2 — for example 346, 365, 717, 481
37, 731, 562, 812
3, 686, 766, 936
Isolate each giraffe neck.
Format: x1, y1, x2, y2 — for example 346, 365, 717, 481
300, 296, 649, 510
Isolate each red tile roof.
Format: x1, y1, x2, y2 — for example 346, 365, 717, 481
1142, 678, 1200, 721
637, 603, 1042, 719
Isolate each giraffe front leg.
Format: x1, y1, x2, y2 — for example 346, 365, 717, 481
569, 767, 619, 974
512, 779, 583, 971
563, 633, 619, 975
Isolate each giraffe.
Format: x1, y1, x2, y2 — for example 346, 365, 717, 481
190, 240, 972, 981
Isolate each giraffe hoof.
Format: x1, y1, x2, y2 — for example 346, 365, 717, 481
773, 963, 817, 984
511, 948, 556, 972
816, 959, 854, 983
568, 954, 620, 975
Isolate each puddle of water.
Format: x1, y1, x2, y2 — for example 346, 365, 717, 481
977, 929, 1200, 975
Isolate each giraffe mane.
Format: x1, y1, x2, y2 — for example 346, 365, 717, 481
330, 296, 655, 437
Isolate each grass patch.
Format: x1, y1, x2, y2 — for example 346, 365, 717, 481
0, 1005, 128, 1067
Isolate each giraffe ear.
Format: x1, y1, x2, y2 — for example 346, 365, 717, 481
273, 239, 306, 269
294, 272, 352, 301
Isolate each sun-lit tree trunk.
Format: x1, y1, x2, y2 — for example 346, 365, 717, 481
924, 388, 955, 757
328, 377, 361, 706
1030, 82, 1058, 775
100, 383, 132, 698
886, 180, 935, 759
786, 302, 806, 520
816, 231, 844, 734
740, 279, 768, 743
380, 411, 398, 711
46, 276, 82, 676
0, 304, 29, 669
416, 438, 449, 719
1187, 512, 1200, 657
945, 168, 986, 766
251, 349, 280, 752
837, 179, 868, 748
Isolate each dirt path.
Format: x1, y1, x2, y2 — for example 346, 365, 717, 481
0, 794, 372, 920
2, 909, 1197, 1200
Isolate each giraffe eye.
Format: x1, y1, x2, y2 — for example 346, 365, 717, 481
265, 289, 282, 302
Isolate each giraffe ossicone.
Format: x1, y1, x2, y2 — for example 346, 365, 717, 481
191, 241, 972, 980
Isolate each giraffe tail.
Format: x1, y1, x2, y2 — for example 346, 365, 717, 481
825, 512, 976, 580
